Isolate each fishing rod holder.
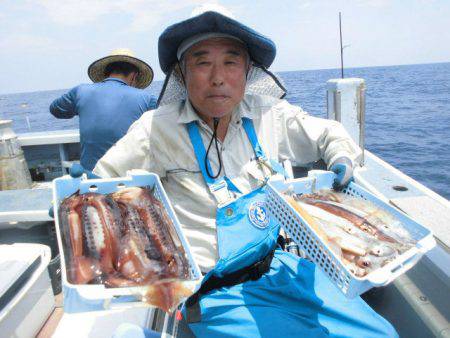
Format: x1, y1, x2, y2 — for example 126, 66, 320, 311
326, 78, 366, 167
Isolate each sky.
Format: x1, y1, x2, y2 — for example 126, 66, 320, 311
0, 0, 449, 94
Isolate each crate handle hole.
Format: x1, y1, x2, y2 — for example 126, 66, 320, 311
391, 265, 402, 274
89, 185, 98, 192
117, 183, 126, 189
392, 185, 408, 192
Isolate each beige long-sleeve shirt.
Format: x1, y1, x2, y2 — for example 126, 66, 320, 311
94, 94, 361, 271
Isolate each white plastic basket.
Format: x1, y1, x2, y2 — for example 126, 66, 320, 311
266, 170, 436, 298
52, 171, 202, 310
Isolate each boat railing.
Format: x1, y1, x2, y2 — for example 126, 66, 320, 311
18, 129, 80, 176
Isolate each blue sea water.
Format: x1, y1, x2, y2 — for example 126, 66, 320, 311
1, 62, 449, 199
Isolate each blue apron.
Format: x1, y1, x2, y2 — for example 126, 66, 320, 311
183, 118, 398, 338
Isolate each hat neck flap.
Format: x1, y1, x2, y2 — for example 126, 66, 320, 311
157, 63, 286, 108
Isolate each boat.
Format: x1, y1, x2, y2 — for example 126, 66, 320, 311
0, 77, 449, 338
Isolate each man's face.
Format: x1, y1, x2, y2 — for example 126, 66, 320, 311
183, 38, 248, 119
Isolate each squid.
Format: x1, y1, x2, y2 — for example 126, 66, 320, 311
58, 186, 192, 314
112, 187, 190, 280
286, 190, 417, 278
298, 196, 400, 244
59, 193, 102, 284
115, 201, 166, 283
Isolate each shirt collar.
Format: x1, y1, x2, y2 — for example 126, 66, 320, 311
177, 95, 260, 125
102, 77, 128, 85
177, 100, 201, 124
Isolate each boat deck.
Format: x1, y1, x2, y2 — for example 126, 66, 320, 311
0, 183, 52, 226
0, 130, 448, 337
36, 294, 64, 338
356, 151, 450, 249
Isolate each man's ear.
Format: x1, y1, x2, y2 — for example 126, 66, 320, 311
246, 61, 253, 80
131, 72, 139, 87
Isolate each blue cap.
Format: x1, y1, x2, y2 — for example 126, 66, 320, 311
158, 11, 276, 74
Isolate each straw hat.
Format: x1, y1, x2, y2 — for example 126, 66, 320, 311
88, 48, 154, 89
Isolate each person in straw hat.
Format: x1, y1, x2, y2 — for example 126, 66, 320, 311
94, 8, 397, 338
49, 48, 156, 171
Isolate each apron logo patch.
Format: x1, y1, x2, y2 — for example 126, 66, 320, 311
248, 201, 270, 229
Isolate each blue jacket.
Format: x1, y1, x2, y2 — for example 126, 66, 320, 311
50, 78, 156, 171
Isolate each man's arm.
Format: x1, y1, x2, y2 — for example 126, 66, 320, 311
275, 101, 361, 169
49, 87, 78, 119
145, 94, 158, 111
93, 114, 163, 178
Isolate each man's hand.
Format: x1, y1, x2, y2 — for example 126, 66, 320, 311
48, 205, 55, 219
69, 163, 100, 179
330, 157, 353, 190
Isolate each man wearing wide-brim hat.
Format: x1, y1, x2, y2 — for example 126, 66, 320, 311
50, 48, 156, 171
95, 10, 397, 338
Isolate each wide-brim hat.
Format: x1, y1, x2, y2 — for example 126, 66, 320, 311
88, 48, 154, 89
158, 11, 276, 74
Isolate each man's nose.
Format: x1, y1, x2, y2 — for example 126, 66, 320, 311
211, 64, 224, 86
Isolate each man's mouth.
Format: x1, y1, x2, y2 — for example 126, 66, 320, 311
207, 94, 229, 100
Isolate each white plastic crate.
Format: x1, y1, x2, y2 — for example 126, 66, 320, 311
266, 170, 436, 298
52, 171, 202, 310
0, 244, 54, 338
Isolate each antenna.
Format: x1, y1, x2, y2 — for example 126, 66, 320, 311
339, 12, 344, 79
339, 12, 351, 79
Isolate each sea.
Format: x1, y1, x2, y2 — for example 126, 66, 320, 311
1, 62, 449, 199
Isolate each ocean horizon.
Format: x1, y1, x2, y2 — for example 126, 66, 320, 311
1, 62, 449, 199
1, 61, 449, 96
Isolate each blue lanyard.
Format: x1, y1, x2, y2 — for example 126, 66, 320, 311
187, 118, 267, 193
241, 117, 266, 161
186, 121, 216, 187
